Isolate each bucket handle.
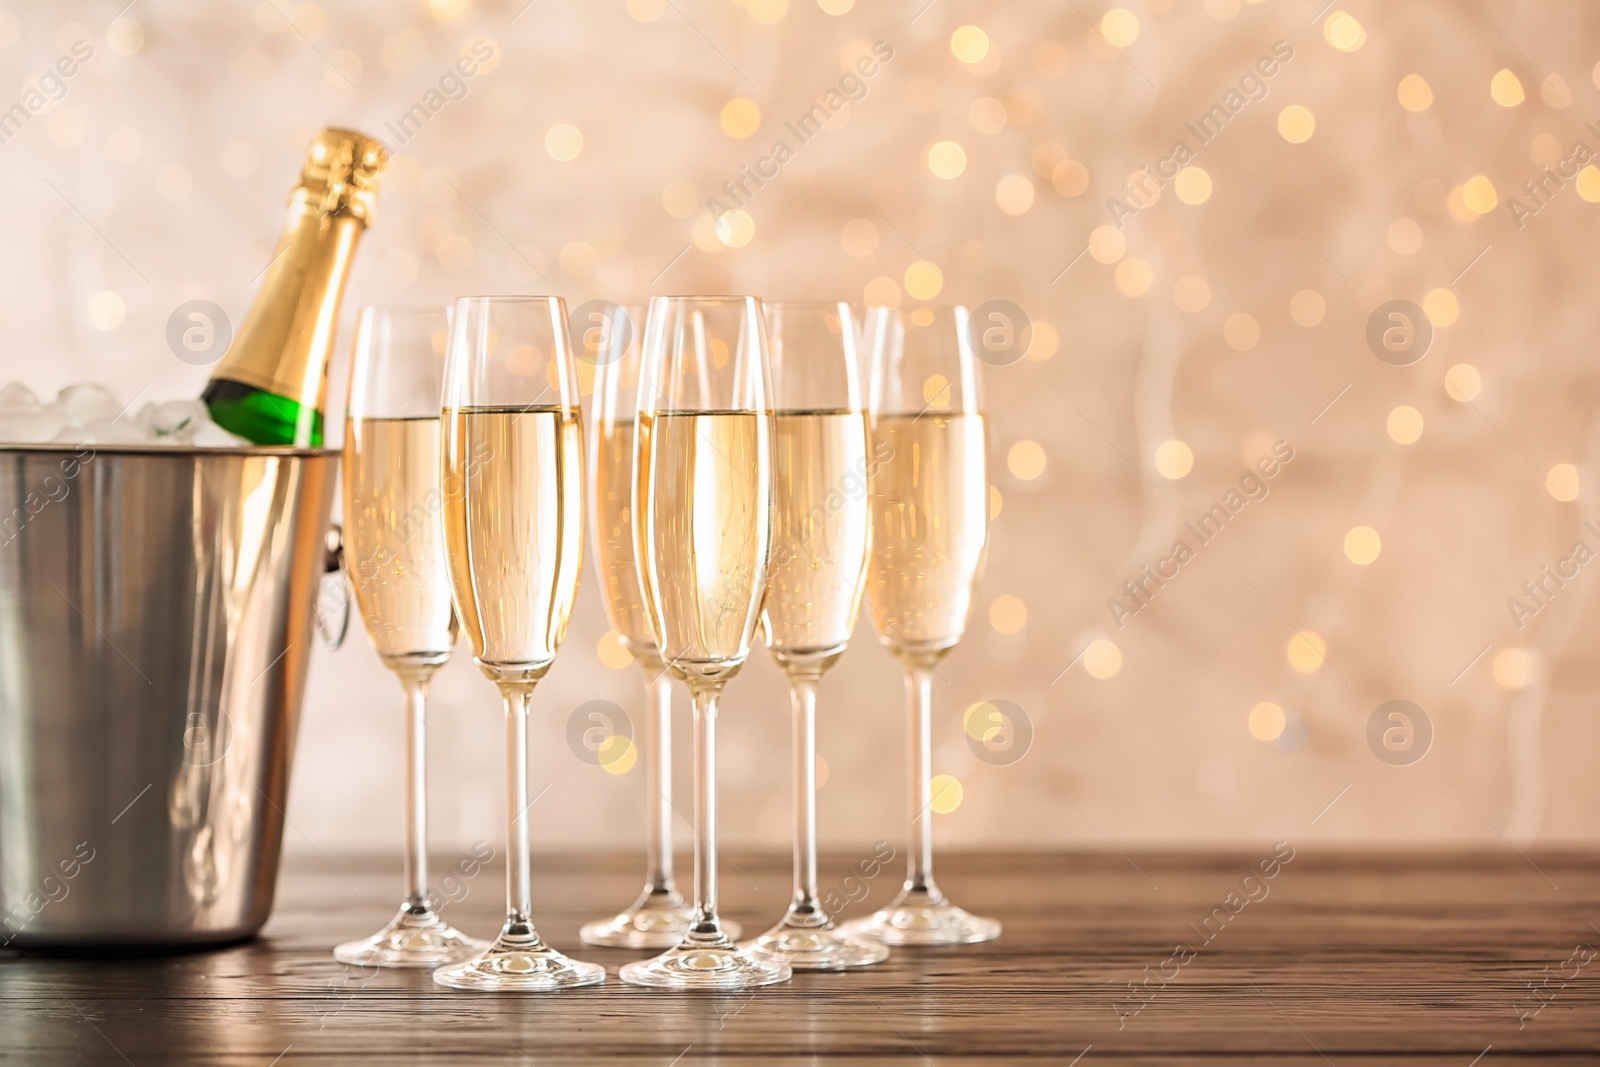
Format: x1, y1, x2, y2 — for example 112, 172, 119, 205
315, 523, 351, 650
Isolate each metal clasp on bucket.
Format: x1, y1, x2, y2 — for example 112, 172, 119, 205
316, 523, 350, 650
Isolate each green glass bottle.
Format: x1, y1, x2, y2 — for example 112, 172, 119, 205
202, 128, 387, 447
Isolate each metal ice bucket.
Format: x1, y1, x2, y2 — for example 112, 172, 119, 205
0, 443, 336, 951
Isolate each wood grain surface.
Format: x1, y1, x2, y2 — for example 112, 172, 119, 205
1, 849, 1597, 1064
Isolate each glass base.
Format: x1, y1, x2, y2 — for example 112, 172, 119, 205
842, 888, 1001, 946
432, 925, 606, 991
618, 932, 792, 990
741, 916, 890, 971
333, 904, 488, 969
579, 888, 741, 949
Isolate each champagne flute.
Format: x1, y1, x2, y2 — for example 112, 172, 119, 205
618, 296, 790, 990
741, 302, 889, 970
432, 296, 604, 990
335, 306, 486, 968
844, 305, 1001, 946
578, 304, 742, 947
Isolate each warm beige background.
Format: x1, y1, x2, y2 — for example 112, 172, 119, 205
4, 0, 1598, 856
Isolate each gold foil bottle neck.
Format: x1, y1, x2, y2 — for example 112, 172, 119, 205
299, 127, 387, 223
201, 127, 384, 428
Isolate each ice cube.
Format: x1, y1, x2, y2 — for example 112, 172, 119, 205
0, 411, 67, 443
140, 399, 210, 439
52, 419, 151, 446
57, 383, 122, 426
188, 419, 250, 447
0, 385, 251, 447
0, 382, 41, 412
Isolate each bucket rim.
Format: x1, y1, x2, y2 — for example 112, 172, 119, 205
0, 443, 336, 459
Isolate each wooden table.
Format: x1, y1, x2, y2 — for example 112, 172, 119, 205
1, 850, 1597, 1064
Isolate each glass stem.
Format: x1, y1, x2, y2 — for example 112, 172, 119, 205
644, 667, 675, 895
689, 683, 725, 941
502, 685, 536, 936
905, 664, 939, 900
789, 673, 823, 923
398, 667, 432, 912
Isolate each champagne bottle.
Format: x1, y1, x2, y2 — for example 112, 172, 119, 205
202, 128, 387, 446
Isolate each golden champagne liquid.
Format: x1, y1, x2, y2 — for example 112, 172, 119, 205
590, 420, 658, 660
866, 412, 988, 663
342, 416, 458, 665
759, 410, 871, 671
635, 411, 769, 679
442, 406, 584, 681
